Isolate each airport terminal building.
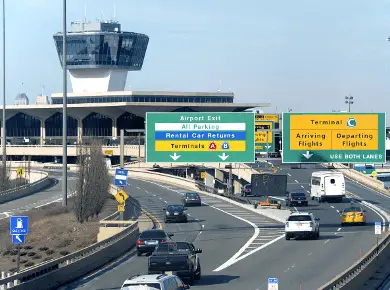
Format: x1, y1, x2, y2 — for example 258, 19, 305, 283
0, 19, 268, 160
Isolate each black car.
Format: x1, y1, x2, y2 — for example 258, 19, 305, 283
148, 241, 202, 285
241, 184, 252, 197
285, 191, 308, 207
164, 204, 188, 223
181, 192, 202, 206
136, 229, 174, 256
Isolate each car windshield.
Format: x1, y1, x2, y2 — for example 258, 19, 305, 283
291, 192, 305, 196
186, 193, 199, 198
156, 242, 190, 252
140, 231, 166, 239
167, 205, 184, 211
344, 207, 363, 213
122, 283, 161, 289
288, 215, 312, 221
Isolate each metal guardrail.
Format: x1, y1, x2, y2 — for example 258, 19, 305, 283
319, 231, 390, 289
0, 220, 139, 289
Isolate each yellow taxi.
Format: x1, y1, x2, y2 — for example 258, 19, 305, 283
340, 206, 366, 226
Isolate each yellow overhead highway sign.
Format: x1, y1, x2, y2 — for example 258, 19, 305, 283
16, 168, 24, 177
115, 189, 129, 204
255, 114, 279, 123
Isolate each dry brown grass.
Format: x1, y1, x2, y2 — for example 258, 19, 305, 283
0, 197, 116, 273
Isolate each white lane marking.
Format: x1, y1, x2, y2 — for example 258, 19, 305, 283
324, 239, 330, 244
136, 186, 140, 190
145, 190, 148, 193
308, 252, 312, 256
337, 228, 341, 231
136, 179, 265, 272
158, 197, 162, 200
164, 201, 168, 204
187, 214, 191, 217
336, 209, 340, 213
153, 194, 156, 197
330, 206, 334, 209
295, 180, 299, 183
287, 173, 291, 176
230, 235, 285, 265
306, 190, 310, 194
301, 185, 305, 189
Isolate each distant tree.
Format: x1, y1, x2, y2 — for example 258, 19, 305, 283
73, 140, 110, 223
0, 160, 10, 192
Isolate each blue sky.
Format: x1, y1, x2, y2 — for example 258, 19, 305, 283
2, 0, 390, 113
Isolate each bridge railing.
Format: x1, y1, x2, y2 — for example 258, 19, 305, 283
318, 231, 390, 290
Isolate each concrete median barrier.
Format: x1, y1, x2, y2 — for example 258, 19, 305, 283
332, 163, 388, 194
0, 171, 52, 204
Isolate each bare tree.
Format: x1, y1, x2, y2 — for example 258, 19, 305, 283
73, 144, 89, 223
73, 140, 110, 223
0, 160, 9, 192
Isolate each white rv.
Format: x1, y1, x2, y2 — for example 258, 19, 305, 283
310, 171, 345, 202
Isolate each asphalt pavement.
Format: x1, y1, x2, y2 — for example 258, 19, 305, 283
60, 162, 390, 290
0, 170, 78, 219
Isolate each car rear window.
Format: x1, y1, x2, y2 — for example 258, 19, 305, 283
291, 192, 305, 196
344, 207, 362, 213
140, 231, 166, 239
156, 242, 189, 252
122, 283, 161, 289
167, 205, 184, 211
186, 193, 199, 198
288, 215, 312, 221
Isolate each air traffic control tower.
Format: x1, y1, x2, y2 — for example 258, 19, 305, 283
53, 20, 149, 93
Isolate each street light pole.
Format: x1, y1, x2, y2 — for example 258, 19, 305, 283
345, 95, 354, 112
62, 0, 68, 207
2, 0, 6, 173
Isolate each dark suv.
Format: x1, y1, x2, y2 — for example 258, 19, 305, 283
136, 229, 174, 256
285, 191, 308, 207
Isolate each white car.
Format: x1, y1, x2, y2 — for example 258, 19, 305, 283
121, 274, 190, 290
285, 212, 320, 240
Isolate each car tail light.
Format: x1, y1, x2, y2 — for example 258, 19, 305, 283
310, 222, 313, 227
136, 239, 143, 245
306, 196, 308, 200
246, 188, 249, 192
196, 197, 200, 200
290, 197, 294, 201
286, 222, 289, 227
161, 239, 166, 243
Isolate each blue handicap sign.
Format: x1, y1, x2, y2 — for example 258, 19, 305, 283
114, 168, 129, 186
12, 235, 25, 244
222, 142, 230, 150
268, 277, 278, 283
10, 216, 29, 235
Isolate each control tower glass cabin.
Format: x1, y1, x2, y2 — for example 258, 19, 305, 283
53, 20, 149, 93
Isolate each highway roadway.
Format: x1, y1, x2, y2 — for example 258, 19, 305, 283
0, 170, 78, 220
59, 162, 388, 290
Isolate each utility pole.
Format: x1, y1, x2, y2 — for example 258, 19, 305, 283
62, 0, 68, 207
2, 0, 6, 177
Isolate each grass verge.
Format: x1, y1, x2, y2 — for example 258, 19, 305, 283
0, 195, 117, 273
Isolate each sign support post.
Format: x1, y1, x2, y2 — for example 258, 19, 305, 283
375, 221, 382, 259
16, 244, 20, 272
120, 129, 124, 168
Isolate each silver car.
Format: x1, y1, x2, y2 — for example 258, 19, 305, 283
181, 192, 202, 206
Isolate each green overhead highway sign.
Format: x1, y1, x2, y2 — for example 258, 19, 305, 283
282, 112, 386, 163
146, 112, 255, 163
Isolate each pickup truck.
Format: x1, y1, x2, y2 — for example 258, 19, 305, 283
148, 242, 202, 285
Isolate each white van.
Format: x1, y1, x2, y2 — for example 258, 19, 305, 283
310, 171, 345, 202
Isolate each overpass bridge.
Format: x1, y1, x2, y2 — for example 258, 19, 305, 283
1, 145, 145, 158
